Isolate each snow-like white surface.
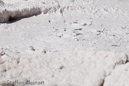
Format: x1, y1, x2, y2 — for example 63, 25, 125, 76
0, 49, 128, 86
104, 63, 129, 86
0, 0, 129, 86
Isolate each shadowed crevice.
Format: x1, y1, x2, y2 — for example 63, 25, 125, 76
0, 8, 42, 23
7, 11, 41, 23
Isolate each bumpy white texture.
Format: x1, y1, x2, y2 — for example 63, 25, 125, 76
0, 0, 96, 23
0, 0, 42, 23
0, 49, 128, 86
0, 0, 129, 86
104, 63, 129, 86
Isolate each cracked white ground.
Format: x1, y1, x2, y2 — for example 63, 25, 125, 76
0, 0, 129, 86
